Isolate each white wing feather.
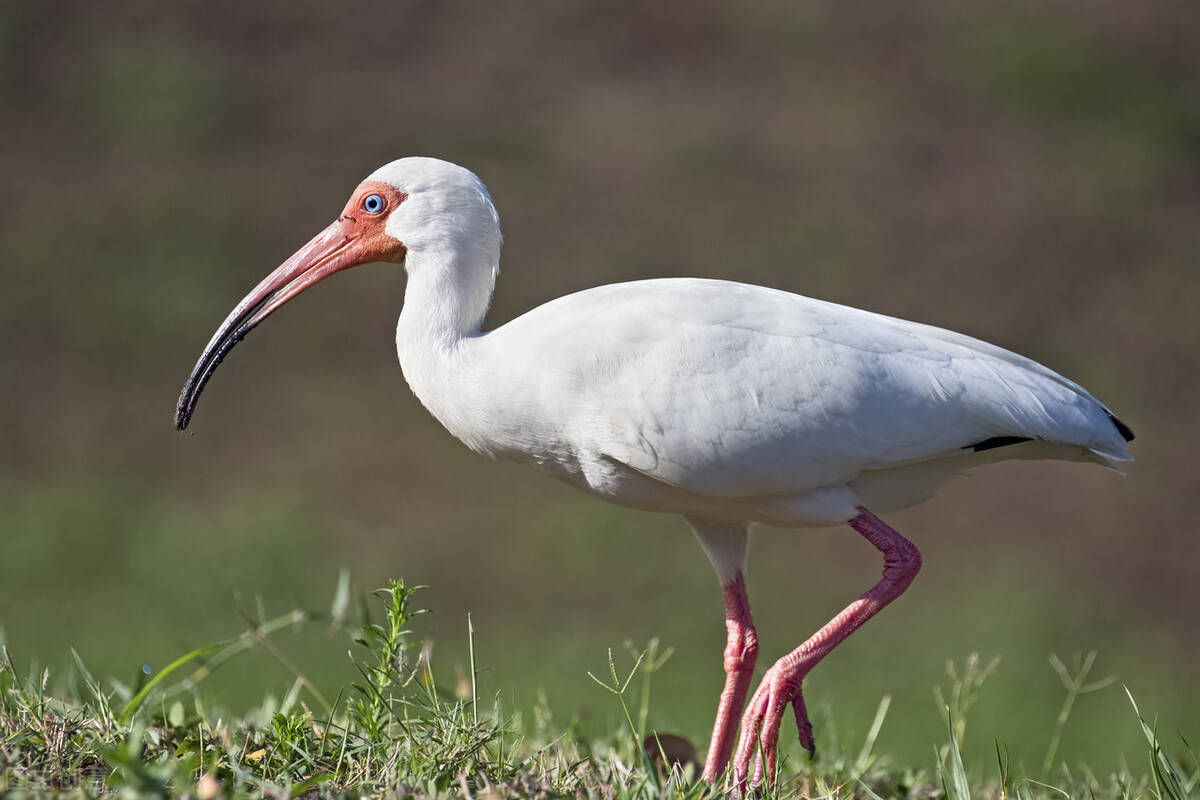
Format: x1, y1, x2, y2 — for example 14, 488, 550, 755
478, 279, 1130, 501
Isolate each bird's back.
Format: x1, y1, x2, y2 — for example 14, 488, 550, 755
467, 278, 1131, 519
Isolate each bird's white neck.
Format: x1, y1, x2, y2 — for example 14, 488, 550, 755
397, 245, 495, 346
394, 244, 500, 454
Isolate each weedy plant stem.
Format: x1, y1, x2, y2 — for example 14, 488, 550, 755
1041, 651, 1116, 775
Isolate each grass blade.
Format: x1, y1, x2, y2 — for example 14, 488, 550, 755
1126, 687, 1188, 800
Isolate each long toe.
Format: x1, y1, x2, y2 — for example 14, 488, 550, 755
754, 689, 788, 785
730, 683, 769, 791
793, 693, 815, 759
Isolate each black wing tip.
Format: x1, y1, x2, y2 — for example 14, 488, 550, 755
968, 435, 1033, 453
1108, 412, 1135, 443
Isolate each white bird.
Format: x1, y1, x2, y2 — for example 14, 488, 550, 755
176, 157, 1134, 788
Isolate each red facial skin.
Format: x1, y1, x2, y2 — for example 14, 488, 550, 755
175, 181, 407, 430
335, 181, 409, 265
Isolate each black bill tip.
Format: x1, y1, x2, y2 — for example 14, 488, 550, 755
174, 326, 250, 431
174, 294, 272, 432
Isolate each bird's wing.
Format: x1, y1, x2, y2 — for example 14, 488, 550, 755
498, 279, 1131, 499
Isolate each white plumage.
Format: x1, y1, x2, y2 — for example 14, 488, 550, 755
437, 278, 1129, 523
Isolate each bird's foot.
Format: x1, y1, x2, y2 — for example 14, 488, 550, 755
728, 660, 813, 792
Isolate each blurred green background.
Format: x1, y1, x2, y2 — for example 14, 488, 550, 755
2, 0, 1198, 772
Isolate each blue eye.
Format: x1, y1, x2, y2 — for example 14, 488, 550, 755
362, 194, 385, 213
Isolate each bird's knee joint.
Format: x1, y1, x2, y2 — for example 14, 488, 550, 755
724, 629, 758, 674
884, 541, 922, 581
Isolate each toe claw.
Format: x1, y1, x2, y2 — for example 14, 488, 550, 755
799, 730, 815, 761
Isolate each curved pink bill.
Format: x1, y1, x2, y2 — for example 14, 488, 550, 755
175, 219, 370, 431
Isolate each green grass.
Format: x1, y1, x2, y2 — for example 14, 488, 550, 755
1, 577, 1196, 799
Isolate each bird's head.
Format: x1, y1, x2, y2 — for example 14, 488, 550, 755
174, 157, 501, 431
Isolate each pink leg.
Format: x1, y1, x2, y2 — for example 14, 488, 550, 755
730, 507, 922, 790
702, 571, 759, 782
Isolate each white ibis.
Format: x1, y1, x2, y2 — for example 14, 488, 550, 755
176, 157, 1134, 788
